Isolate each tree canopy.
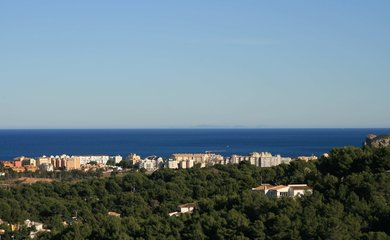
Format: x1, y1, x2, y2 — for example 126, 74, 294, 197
0, 146, 389, 239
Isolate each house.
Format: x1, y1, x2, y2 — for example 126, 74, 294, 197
251, 184, 273, 192
107, 211, 121, 218
288, 184, 313, 197
169, 203, 196, 216
25, 219, 44, 231
266, 185, 290, 197
252, 184, 312, 198
178, 203, 196, 213
24, 219, 50, 239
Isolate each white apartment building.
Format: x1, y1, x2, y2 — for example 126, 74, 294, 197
260, 155, 291, 167
230, 155, 258, 165
127, 153, 141, 165
39, 163, 54, 172
73, 155, 110, 165
110, 155, 123, 164
36, 156, 52, 166
167, 160, 179, 169
178, 159, 195, 169
170, 153, 224, 168
230, 152, 291, 167
139, 156, 164, 172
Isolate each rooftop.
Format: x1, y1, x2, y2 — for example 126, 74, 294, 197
178, 203, 196, 208
268, 185, 289, 191
288, 185, 312, 190
173, 153, 209, 156
107, 211, 121, 218
252, 184, 272, 191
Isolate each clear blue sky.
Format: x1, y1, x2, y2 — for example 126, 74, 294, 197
1, 1, 389, 128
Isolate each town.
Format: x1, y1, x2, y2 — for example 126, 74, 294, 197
0, 152, 318, 174
0, 151, 316, 239
1, 139, 387, 239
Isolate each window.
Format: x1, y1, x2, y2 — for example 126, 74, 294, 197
280, 192, 289, 197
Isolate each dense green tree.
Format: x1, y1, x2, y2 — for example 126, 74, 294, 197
0, 146, 389, 239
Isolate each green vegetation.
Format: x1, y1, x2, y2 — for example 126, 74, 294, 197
0, 146, 389, 239
0, 167, 104, 181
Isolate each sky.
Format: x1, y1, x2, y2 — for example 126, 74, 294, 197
0, 1, 389, 128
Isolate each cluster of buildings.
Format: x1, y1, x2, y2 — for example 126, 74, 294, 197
167, 183, 313, 216
229, 152, 292, 167
251, 184, 313, 198
0, 218, 50, 239
0, 154, 122, 173
132, 152, 293, 172
167, 153, 225, 169
139, 155, 164, 172
0, 150, 319, 174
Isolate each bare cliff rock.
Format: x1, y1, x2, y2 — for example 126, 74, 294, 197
364, 134, 390, 148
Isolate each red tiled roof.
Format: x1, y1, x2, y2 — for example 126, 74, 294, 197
252, 184, 272, 190
268, 185, 288, 191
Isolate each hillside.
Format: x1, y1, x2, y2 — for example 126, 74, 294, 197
0, 146, 389, 239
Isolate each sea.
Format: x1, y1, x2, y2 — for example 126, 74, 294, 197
0, 128, 389, 160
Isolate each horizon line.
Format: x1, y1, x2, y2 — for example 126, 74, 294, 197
0, 127, 390, 130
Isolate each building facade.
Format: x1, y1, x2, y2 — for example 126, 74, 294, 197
65, 157, 81, 170
230, 152, 291, 167
74, 155, 110, 165
171, 153, 224, 168
139, 156, 164, 172
252, 184, 312, 198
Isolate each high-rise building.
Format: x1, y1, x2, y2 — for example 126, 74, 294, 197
66, 157, 81, 170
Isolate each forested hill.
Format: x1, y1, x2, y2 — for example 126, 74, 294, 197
0, 146, 390, 240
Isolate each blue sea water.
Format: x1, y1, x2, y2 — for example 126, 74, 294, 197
0, 129, 389, 160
